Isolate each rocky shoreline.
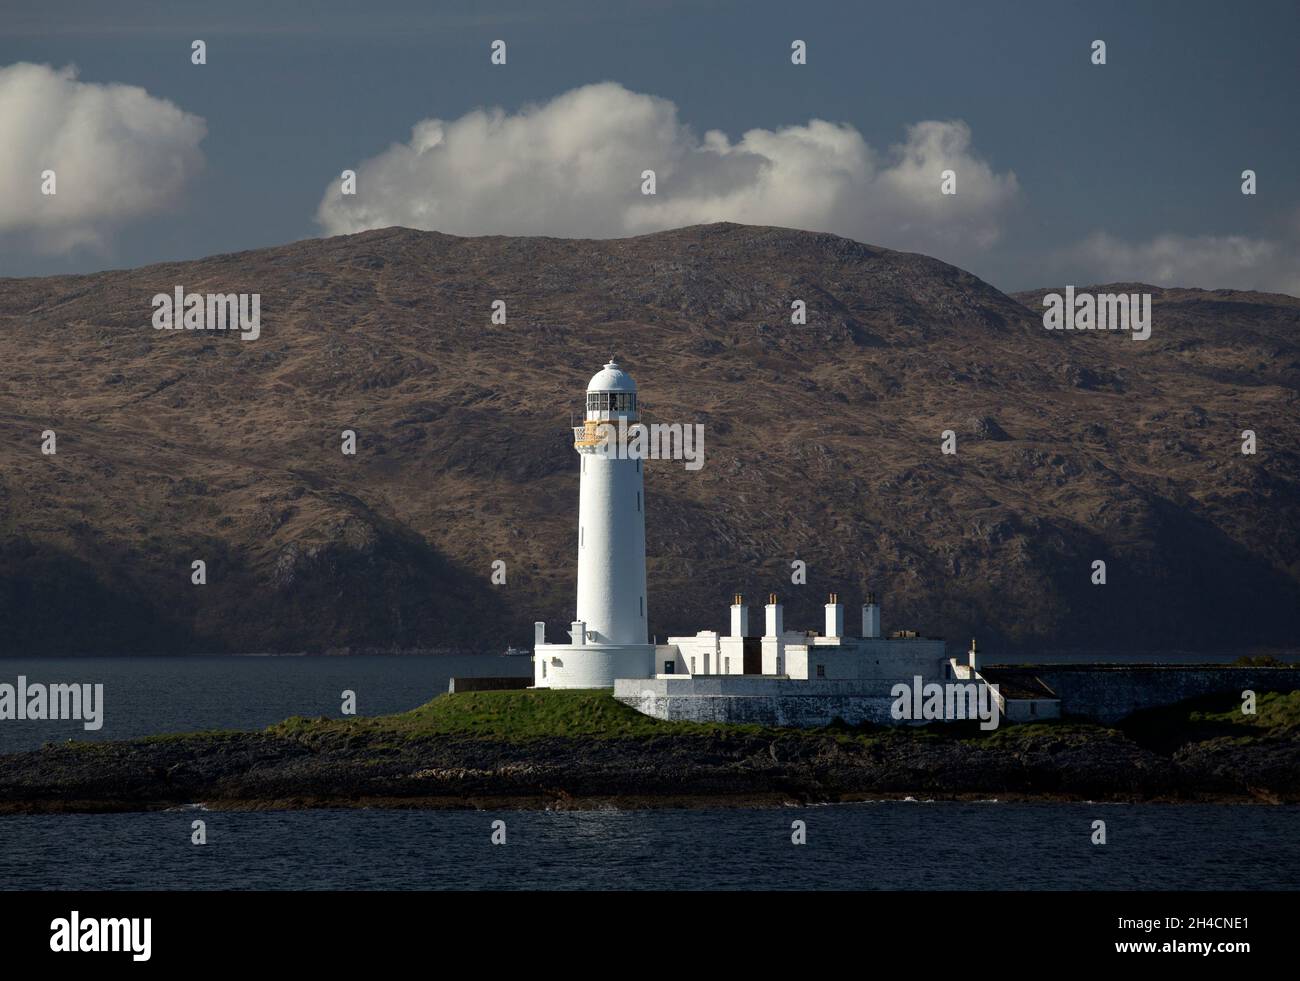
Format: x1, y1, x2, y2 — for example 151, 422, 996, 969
3, 720, 1297, 814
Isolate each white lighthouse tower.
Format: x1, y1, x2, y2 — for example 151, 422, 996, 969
533, 361, 654, 688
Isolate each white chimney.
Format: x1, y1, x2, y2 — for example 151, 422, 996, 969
764, 593, 783, 638
534, 621, 546, 646
862, 592, 881, 639
824, 593, 844, 638
968, 637, 979, 673
570, 620, 587, 646
730, 594, 749, 638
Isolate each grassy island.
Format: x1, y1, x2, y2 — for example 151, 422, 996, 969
2, 689, 1298, 813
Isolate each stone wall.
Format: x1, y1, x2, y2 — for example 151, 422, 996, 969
614, 676, 901, 727
614, 666, 1300, 728
1023, 666, 1300, 724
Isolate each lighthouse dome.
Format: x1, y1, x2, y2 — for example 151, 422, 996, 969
587, 360, 637, 393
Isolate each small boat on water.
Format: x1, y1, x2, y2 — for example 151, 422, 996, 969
502, 646, 530, 657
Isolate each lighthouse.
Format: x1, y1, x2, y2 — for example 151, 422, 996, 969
528, 360, 962, 714
575, 360, 649, 646
533, 361, 654, 688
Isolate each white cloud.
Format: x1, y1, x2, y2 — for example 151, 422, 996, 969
1067, 228, 1300, 296
316, 81, 1018, 258
0, 62, 206, 252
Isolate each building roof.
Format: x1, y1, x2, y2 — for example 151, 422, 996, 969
587, 360, 637, 393
978, 669, 1059, 701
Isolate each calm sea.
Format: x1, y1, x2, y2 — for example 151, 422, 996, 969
1, 803, 1296, 890
0, 654, 533, 754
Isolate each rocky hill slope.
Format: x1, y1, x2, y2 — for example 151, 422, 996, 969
0, 223, 1296, 654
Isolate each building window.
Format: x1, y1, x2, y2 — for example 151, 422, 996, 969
690, 657, 696, 674
664, 661, 674, 674
816, 664, 825, 678
542, 661, 547, 678
639, 596, 644, 617
580, 526, 584, 547
724, 656, 731, 673
636, 491, 641, 512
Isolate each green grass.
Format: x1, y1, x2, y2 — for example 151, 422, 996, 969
261, 688, 1051, 748
961, 719, 1104, 747
1186, 690, 1300, 737
271, 687, 1300, 749
52, 686, 1300, 754
268, 689, 779, 743
47, 729, 249, 752
1120, 689, 1300, 751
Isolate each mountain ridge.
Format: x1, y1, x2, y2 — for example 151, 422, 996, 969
1, 222, 1296, 655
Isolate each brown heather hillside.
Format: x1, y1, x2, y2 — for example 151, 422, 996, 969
0, 223, 1296, 655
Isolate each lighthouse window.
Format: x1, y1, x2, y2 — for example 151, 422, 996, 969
639, 596, 644, 617
636, 491, 641, 512
581, 526, 584, 547
586, 392, 637, 413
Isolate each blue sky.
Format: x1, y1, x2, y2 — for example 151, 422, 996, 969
2, 0, 1297, 293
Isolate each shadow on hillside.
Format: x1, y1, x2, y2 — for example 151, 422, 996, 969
0, 518, 520, 655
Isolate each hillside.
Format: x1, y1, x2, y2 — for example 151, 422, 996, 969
0, 223, 1297, 654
